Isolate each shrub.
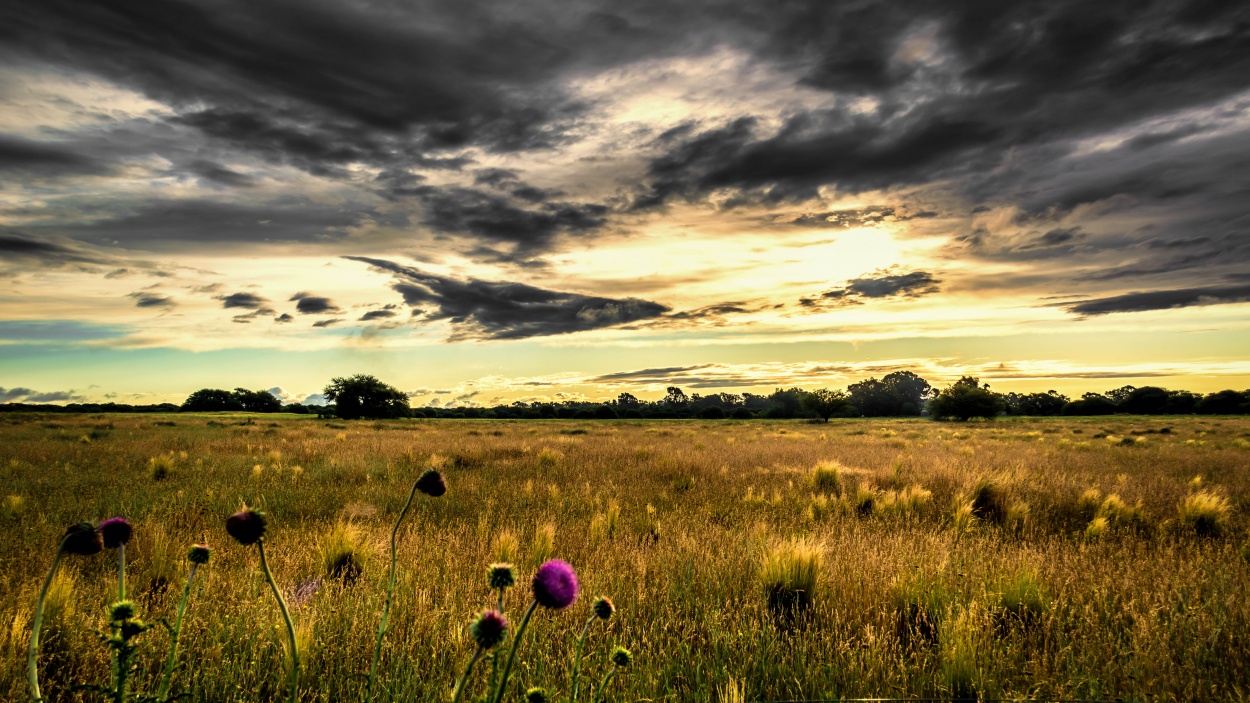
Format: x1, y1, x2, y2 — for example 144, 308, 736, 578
1178, 491, 1232, 537
698, 406, 725, 419
320, 522, 367, 582
968, 480, 1007, 526
810, 461, 844, 495
760, 539, 821, 623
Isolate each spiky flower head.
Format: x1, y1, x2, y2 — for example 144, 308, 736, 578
469, 610, 508, 650
525, 687, 549, 703
63, 521, 103, 555
225, 509, 267, 545
532, 559, 579, 610
119, 619, 147, 639
488, 563, 515, 590
99, 517, 132, 549
593, 596, 615, 620
415, 469, 446, 497
110, 600, 137, 622
188, 543, 212, 564
610, 646, 633, 668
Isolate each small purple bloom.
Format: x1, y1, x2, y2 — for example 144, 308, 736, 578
532, 559, 579, 610
99, 517, 132, 549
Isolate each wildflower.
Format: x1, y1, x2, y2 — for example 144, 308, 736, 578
63, 521, 103, 555
188, 543, 212, 565
533, 559, 579, 610
610, 646, 633, 668
470, 610, 509, 650
593, 597, 615, 620
489, 563, 516, 590
526, 687, 550, 703
225, 509, 267, 545
110, 600, 137, 622
99, 517, 132, 549
415, 469, 446, 497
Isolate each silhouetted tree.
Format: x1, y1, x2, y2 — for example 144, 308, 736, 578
928, 377, 1005, 421
233, 388, 281, 413
182, 388, 244, 412
801, 388, 851, 423
1196, 389, 1250, 414
323, 374, 409, 420
1063, 393, 1118, 415
1004, 390, 1069, 416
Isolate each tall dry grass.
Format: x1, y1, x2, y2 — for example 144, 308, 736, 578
1, 413, 1249, 700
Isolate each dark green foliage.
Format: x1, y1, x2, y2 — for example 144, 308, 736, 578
928, 377, 1005, 421
323, 374, 409, 420
800, 388, 850, 422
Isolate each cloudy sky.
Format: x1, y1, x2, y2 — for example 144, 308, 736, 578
2, 0, 1249, 406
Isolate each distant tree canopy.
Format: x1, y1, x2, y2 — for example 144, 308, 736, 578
928, 377, 1006, 421
323, 374, 409, 420
847, 371, 932, 416
182, 388, 280, 413
800, 388, 851, 423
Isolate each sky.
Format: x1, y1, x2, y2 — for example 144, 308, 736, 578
2, 0, 1249, 407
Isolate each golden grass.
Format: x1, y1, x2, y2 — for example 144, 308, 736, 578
1, 413, 1248, 700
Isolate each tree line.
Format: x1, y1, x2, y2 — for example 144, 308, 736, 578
3, 372, 1248, 420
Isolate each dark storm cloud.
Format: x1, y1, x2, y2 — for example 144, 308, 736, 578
24, 199, 371, 249
0, 136, 109, 176
801, 270, 941, 308
1063, 284, 1250, 316
289, 292, 341, 315
346, 256, 670, 340
216, 292, 269, 309
185, 159, 255, 188
0, 231, 112, 269
0, 387, 86, 403
312, 318, 343, 328
359, 309, 398, 321
128, 292, 175, 308
274, 313, 295, 323
399, 186, 610, 260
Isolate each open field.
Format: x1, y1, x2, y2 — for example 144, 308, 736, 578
3, 413, 1250, 702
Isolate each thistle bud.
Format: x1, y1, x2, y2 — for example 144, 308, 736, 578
469, 610, 508, 650
225, 509, 267, 545
110, 600, 137, 622
119, 619, 147, 639
525, 687, 549, 703
99, 517, 132, 549
488, 563, 515, 590
593, 596, 615, 620
532, 559, 579, 610
610, 646, 633, 668
63, 521, 103, 556
188, 543, 212, 564
415, 469, 446, 497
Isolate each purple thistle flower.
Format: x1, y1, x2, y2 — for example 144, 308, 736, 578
63, 522, 103, 555
532, 560, 579, 610
225, 509, 267, 545
470, 610, 509, 649
99, 517, 132, 549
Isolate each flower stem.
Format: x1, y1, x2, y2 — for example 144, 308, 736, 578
118, 543, 126, 601
366, 477, 420, 700
490, 600, 538, 703
258, 540, 299, 703
591, 666, 618, 703
156, 563, 199, 702
569, 614, 597, 703
27, 537, 68, 703
451, 648, 484, 703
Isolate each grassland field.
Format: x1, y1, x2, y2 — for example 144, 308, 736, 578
3, 413, 1250, 702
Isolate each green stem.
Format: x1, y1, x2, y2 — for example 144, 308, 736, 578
156, 563, 199, 702
114, 640, 132, 703
258, 541, 299, 703
27, 538, 68, 703
366, 477, 421, 700
118, 543, 126, 601
591, 667, 618, 703
490, 600, 538, 703
451, 648, 484, 703
569, 614, 596, 703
